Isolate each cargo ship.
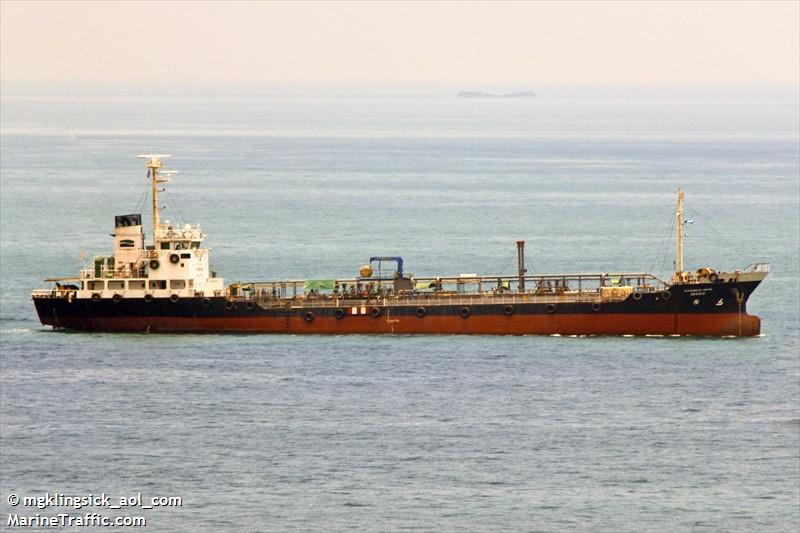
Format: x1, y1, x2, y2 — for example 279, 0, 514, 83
32, 156, 769, 336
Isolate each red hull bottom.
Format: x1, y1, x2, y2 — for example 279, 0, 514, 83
50, 312, 762, 336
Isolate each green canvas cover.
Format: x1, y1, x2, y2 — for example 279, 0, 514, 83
304, 279, 336, 290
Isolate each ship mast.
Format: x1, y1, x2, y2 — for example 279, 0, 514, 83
676, 188, 685, 276
137, 154, 171, 244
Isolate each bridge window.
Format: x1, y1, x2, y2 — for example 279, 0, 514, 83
119, 239, 135, 248
160, 242, 171, 250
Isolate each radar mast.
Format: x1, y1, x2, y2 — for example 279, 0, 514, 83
137, 154, 171, 244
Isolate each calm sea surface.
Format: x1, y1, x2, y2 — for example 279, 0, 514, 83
1, 84, 798, 531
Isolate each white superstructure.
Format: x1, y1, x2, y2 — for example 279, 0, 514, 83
46, 156, 225, 301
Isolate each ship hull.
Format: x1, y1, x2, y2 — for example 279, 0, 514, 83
33, 281, 763, 336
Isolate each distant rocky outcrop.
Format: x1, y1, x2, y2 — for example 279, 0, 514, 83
458, 91, 536, 98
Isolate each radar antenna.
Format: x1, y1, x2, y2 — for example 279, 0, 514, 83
137, 155, 172, 244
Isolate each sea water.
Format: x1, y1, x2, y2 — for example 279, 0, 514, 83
1, 84, 798, 531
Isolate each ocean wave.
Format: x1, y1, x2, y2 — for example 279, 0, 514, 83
1, 328, 34, 334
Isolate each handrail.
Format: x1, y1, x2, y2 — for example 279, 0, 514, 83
239, 287, 655, 309
239, 272, 667, 286
744, 263, 771, 273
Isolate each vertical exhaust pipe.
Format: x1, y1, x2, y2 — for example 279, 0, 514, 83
517, 240, 526, 293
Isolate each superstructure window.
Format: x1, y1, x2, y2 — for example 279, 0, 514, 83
108, 280, 125, 290
149, 280, 167, 290
88, 280, 104, 290
129, 280, 146, 290
160, 242, 171, 250
119, 239, 135, 248
170, 280, 186, 289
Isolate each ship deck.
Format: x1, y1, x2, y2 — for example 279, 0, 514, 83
233, 272, 671, 309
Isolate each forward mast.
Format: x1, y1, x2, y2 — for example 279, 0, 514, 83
677, 188, 685, 277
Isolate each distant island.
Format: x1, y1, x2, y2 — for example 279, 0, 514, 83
458, 91, 536, 98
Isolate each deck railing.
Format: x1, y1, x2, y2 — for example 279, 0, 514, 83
241, 286, 664, 310
235, 271, 666, 306
744, 263, 771, 273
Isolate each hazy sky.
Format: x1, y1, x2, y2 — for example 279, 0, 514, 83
1, 1, 798, 85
